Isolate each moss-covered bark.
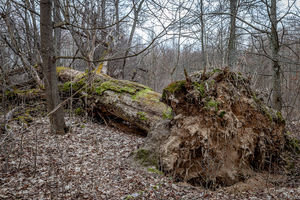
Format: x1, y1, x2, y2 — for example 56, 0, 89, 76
56, 67, 173, 133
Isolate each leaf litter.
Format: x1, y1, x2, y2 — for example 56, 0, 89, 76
0, 116, 299, 199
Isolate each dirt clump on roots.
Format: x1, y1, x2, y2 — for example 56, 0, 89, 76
139, 68, 286, 189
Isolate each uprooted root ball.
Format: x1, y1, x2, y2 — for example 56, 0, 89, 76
144, 68, 286, 189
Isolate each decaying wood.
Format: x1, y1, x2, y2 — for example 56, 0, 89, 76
57, 67, 173, 133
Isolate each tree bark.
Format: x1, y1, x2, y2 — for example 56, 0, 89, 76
57, 68, 173, 133
227, 0, 238, 68
114, 0, 120, 36
54, 0, 62, 66
101, 0, 107, 41
40, 0, 66, 134
270, 0, 282, 111
200, 0, 206, 68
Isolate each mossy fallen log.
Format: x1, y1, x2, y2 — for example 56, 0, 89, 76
56, 67, 173, 132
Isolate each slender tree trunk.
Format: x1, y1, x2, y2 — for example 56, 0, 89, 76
40, 0, 66, 134
218, 0, 225, 66
114, 0, 120, 36
101, 0, 107, 41
54, 0, 62, 66
227, 0, 238, 68
171, 1, 182, 82
121, 0, 145, 79
270, 0, 282, 111
200, 0, 206, 69
29, 0, 40, 63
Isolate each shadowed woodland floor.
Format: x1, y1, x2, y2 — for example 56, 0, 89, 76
0, 113, 299, 199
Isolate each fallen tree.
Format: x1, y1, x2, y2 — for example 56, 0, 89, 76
56, 67, 173, 133
5, 67, 292, 188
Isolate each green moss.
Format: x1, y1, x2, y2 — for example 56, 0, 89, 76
125, 195, 134, 200
14, 88, 40, 96
15, 115, 33, 124
162, 80, 186, 100
252, 93, 259, 103
61, 78, 86, 93
153, 184, 161, 190
15, 88, 40, 95
56, 66, 69, 74
262, 106, 273, 122
74, 107, 83, 116
3, 89, 41, 100
218, 110, 226, 118
208, 68, 222, 76
193, 82, 205, 97
4, 90, 11, 96
162, 107, 173, 119
62, 82, 72, 92
1, 124, 10, 130
137, 112, 147, 121
75, 72, 87, 79
258, 105, 285, 124
147, 167, 164, 175
132, 88, 159, 102
164, 80, 186, 94
285, 137, 300, 154
95, 81, 137, 95
276, 111, 285, 124
252, 94, 282, 123
206, 99, 220, 111
134, 149, 158, 167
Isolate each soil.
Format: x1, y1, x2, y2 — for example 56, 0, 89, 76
144, 68, 288, 188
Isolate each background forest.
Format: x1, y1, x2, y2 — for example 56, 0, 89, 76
1, 0, 300, 120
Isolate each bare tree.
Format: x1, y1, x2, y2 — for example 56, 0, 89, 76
121, 0, 145, 79
1, 0, 43, 87
40, 0, 66, 134
269, 0, 282, 110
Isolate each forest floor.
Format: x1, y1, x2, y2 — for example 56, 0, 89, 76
0, 115, 299, 199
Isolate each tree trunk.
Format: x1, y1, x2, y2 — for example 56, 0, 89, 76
227, 0, 238, 68
270, 0, 282, 111
114, 0, 120, 36
40, 0, 66, 134
200, 0, 206, 68
54, 0, 62, 66
57, 68, 173, 133
101, 0, 107, 41
121, 0, 145, 79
